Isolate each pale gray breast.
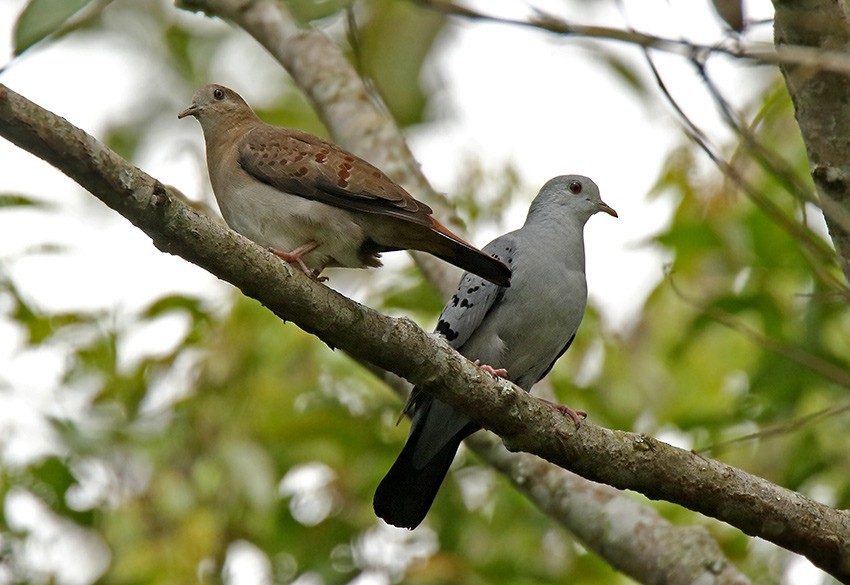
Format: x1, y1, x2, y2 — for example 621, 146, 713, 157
460, 244, 588, 390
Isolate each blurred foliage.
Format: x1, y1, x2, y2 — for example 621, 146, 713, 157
12, 0, 100, 55
2, 1, 850, 584
352, 0, 445, 127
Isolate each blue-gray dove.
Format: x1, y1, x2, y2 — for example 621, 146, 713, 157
373, 175, 617, 529
179, 84, 511, 286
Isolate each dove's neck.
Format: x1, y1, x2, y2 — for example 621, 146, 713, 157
202, 116, 260, 167
522, 211, 588, 272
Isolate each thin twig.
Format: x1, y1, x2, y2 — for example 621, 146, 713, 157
694, 59, 850, 238
642, 48, 849, 298
699, 401, 850, 456
418, 0, 850, 76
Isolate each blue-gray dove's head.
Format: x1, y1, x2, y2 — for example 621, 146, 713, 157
178, 84, 259, 133
527, 175, 617, 224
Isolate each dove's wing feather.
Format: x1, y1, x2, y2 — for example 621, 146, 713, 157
239, 126, 434, 224
406, 234, 517, 464
373, 236, 517, 528
432, 235, 514, 349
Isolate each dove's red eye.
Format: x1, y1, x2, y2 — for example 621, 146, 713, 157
569, 181, 582, 194
213, 88, 225, 100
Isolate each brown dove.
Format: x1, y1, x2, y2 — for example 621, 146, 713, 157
178, 84, 511, 286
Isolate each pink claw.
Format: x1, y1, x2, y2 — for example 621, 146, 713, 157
270, 242, 326, 281
474, 360, 508, 378
540, 397, 587, 428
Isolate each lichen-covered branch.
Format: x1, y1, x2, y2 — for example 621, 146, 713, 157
2, 83, 848, 580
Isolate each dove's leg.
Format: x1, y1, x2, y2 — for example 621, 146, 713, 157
270, 242, 327, 281
539, 397, 587, 428
473, 360, 508, 378
471, 362, 583, 425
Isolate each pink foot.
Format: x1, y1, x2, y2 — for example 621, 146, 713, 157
270, 242, 326, 281
540, 397, 587, 428
474, 360, 508, 378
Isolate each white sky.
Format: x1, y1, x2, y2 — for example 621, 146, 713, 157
0, 0, 826, 583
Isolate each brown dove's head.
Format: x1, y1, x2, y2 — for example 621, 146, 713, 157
178, 84, 259, 132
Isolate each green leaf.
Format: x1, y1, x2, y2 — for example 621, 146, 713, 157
287, 0, 352, 23
379, 269, 444, 317
596, 51, 649, 98
357, 0, 445, 126
2, 278, 86, 345
29, 456, 96, 525
143, 295, 209, 321
13, 0, 94, 55
0, 193, 51, 208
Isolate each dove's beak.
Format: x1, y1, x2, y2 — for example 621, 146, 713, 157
178, 103, 200, 119
599, 201, 618, 218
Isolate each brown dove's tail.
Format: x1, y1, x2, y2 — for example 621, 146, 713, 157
421, 218, 512, 287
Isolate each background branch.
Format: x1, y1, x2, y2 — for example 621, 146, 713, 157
773, 2, 850, 287
419, 0, 850, 76
467, 433, 752, 585
642, 47, 850, 298
417, 0, 850, 291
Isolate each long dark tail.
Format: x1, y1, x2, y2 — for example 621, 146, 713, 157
434, 245, 512, 288
373, 429, 464, 529
374, 396, 477, 529
426, 218, 512, 287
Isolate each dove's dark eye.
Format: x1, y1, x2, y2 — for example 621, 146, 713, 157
213, 88, 225, 100
569, 180, 582, 194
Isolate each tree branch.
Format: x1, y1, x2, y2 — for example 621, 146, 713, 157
773, 1, 850, 288
411, 0, 850, 288
2, 83, 848, 580
640, 48, 850, 298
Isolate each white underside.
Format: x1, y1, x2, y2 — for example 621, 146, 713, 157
214, 172, 371, 271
